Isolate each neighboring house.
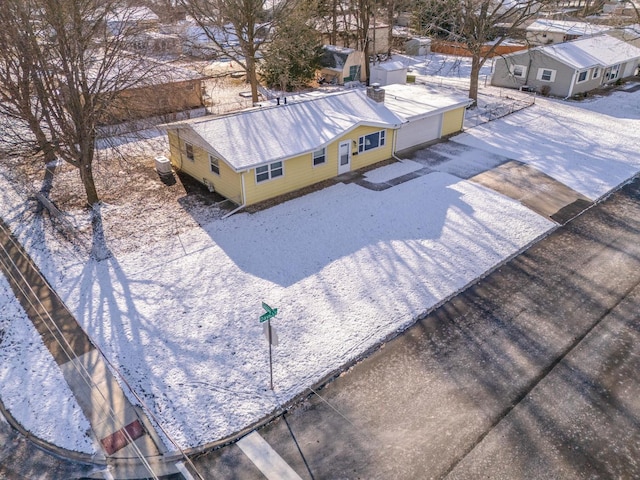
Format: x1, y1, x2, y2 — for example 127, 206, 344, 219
316, 16, 390, 54
492, 35, 640, 97
525, 19, 610, 45
370, 61, 407, 86
96, 59, 207, 125
405, 37, 432, 56
105, 6, 160, 36
169, 19, 246, 59
602, 0, 640, 16
319, 45, 367, 84
382, 84, 471, 151
160, 85, 470, 207
607, 24, 640, 49
130, 31, 182, 56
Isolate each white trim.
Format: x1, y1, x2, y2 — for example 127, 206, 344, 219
185, 142, 195, 162
312, 147, 327, 167
510, 64, 527, 78
338, 140, 352, 175
357, 129, 386, 154
209, 154, 221, 175
255, 161, 284, 184
576, 70, 589, 83
536, 68, 557, 82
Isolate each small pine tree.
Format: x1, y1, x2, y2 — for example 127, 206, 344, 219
260, 10, 323, 92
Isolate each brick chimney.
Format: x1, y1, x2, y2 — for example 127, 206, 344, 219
366, 83, 385, 103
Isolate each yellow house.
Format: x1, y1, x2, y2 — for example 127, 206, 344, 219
162, 88, 403, 207
161, 85, 469, 208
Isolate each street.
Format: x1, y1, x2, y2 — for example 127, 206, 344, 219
186, 176, 640, 479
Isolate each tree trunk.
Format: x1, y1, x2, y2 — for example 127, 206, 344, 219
387, 0, 394, 57
246, 55, 259, 104
469, 54, 481, 106
79, 162, 100, 206
331, 0, 337, 44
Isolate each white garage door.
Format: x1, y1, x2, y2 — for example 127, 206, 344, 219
395, 115, 442, 152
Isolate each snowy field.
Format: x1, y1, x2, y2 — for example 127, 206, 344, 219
1, 74, 639, 453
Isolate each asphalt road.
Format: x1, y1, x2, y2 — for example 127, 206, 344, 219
187, 176, 640, 480
0, 416, 97, 479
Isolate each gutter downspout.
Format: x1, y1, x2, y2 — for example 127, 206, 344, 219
391, 125, 404, 162
565, 70, 578, 99
222, 171, 246, 219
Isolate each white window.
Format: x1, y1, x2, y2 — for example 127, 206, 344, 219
592, 67, 599, 79
510, 64, 527, 78
312, 147, 326, 166
185, 143, 195, 161
209, 155, 220, 175
605, 64, 621, 82
577, 70, 588, 83
358, 130, 386, 153
255, 161, 283, 183
537, 68, 556, 82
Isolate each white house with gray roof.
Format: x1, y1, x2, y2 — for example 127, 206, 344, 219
525, 20, 610, 46
492, 34, 640, 97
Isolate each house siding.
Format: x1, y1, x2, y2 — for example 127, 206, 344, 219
441, 108, 465, 136
571, 67, 605, 96
493, 51, 578, 97
242, 125, 395, 206
167, 130, 243, 204
101, 79, 203, 125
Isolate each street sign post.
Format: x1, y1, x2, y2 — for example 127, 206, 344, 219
260, 302, 278, 389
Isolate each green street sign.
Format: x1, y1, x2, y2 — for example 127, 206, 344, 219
260, 302, 278, 323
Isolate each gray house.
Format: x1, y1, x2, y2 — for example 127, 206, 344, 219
492, 35, 640, 97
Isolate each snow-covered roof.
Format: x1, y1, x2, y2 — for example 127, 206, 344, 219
374, 61, 407, 72
165, 89, 404, 171
106, 6, 159, 24
381, 84, 471, 122
526, 19, 610, 36
539, 34, 640, 69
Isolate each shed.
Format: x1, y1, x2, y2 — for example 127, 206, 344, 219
319, 45, 366, 84
405, 37, 431, 56
370, 61, 408, 86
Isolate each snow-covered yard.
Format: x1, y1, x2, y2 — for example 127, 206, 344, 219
1, 73, 640, 454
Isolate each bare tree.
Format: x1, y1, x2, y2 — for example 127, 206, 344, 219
182, 0, 290, 103
0, 0, 163, 206
417, 0, 547, 105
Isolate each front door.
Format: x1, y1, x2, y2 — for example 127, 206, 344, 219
338, 141, 351, 175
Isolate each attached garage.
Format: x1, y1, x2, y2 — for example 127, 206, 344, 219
394, 114, 442, 151
382, 84, 470, 152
